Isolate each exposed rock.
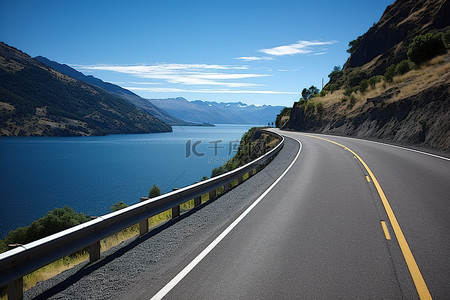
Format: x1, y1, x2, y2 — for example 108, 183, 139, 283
344, 0, 449, 77
285, 83, 450, 152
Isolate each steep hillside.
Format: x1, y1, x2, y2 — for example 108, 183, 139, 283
282, 0, 450, 153
149, 97, 284, 125
285, 55, 449, 151
0, 42, 172, 136
34, 56, 190, 126
345, 0, 449, 77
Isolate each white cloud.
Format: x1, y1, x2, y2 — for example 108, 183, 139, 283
259, 40, 336, 56
73, 63, 266, 88
234, 56, 274, 61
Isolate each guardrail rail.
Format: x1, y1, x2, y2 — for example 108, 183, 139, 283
0, 130, 284, 300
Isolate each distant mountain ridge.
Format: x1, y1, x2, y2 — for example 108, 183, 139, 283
0, 42, 172, 136
34, 56, 191, 126
149, 97, 285, 125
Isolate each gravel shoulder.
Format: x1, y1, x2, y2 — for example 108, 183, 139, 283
25, 137, 299, 300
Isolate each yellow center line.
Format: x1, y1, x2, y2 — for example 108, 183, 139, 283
301, 134, 432, 300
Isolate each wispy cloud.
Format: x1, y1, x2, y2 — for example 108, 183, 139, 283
259, 40, 336, 56
73, 63, 267, 88
234, 56, 274, 61
124, 87, 297, 95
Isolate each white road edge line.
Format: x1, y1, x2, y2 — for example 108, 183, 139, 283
150, 137, 302, 300
314, 132, 450, 162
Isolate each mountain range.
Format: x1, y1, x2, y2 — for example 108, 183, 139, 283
34, 57, 283, 126
34, 56, 191, 126
148, 97, 284, 125
0, 42, 172, 136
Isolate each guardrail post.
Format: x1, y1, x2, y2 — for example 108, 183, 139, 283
171, 188, 181, 218
7, 244, 23, 300
139, 197, 149, 236
89, 240, 101, 262
194, 196, 201, 207
209, 189, 216, 200
172, 205, 180, 218
238, 176, 243, 184
224, 182, 231, 193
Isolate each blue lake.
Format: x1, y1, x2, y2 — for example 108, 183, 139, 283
0, 124, 256, 238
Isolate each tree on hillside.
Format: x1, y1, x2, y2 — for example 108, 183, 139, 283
301, 86, 320, 101
328, 66, 342, 80
407, 32, 447, 64
149, 185, 161, 198
347, 36, 362, 54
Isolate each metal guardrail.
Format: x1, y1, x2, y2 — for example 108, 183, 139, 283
0, 130, 283, 298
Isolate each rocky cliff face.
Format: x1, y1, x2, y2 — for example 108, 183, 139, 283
286, 83, 450, 151
345, 0, 449, 76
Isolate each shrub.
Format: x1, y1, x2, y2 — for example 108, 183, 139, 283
344, 86, 357, 96
316, 102, 324, 114
319, 90, 327, 97
299, 99, 306, 105
149, 185, 161, 198
211, 165, 227, 177
407, 32, 447, 64
1, 207, 89, 252
279, 107, 291, 116
368, 75, 384, 88
326, 83, 338, 93
359, 79, 369, 94
306, 101, 315, 111
110, 201, 129, 212
348, 94, 357, 108
395, 59, 413, 75
384, 65, 396, 82
347, 70, 365, 87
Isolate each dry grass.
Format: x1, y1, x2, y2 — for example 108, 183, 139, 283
307, 53, 449, 118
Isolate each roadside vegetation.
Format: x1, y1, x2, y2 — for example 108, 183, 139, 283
276, 30, 449, 128
210, 127, 280, 178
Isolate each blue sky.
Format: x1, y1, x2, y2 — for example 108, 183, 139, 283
1, 0, 393, 106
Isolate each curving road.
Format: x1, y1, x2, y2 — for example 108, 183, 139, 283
148, 130, 450, 300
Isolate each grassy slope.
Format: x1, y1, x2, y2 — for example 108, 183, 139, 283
315, 55, 448, 116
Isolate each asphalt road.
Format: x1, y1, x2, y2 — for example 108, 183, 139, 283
148, 130, 450, 300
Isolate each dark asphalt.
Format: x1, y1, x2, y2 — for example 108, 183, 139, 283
150, 130, 450, 300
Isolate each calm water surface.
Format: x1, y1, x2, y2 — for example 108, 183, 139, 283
0, 124, 255, 238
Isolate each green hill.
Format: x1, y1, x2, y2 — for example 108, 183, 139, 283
0, 42, 172, 136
